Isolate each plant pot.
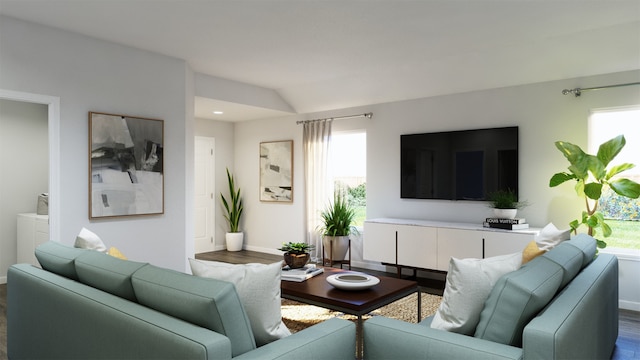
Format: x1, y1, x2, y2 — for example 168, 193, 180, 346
493, 208, 517, 219
322, 236, 350, 261
225, 232, 244, 251
283, 253, 310, 269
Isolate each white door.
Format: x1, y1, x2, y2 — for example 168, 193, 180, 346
194, 136, 215, 253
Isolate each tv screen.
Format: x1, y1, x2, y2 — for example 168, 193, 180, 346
401, 126, 518, 201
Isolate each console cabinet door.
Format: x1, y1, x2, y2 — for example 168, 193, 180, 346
436, 228, 483, 271
363, 222, 396, 264
397, 225, 437, 269
483, 230, 534, 258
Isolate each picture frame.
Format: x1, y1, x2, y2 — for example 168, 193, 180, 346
89, 112, 164, 219
260, 140, 293, 202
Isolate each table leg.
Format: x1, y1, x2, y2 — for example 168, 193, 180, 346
417, 290, 422, 322
357, 314, 363, 359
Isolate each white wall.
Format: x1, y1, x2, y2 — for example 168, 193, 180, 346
0, 16, 194, 272
236, 70, 640, 253
195, 117, 235, 249
235, 70, 640, 308
0, 99, 49, 278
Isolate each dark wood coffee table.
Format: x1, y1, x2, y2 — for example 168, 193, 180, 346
281, 267, 420, 359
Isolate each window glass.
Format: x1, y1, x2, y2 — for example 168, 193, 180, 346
589, 107, 640, 249
330, 131, 366, 227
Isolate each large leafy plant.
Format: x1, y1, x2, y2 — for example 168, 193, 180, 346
319, 190, 357, 237
220, 168, 243, 233
549, 135, 640, 248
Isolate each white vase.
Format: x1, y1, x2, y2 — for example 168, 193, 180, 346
493, 208, 517, 219
225, 232, 244, 251
322, 236, 350, 261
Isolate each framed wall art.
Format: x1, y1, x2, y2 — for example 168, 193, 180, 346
260, 140, 293, 202
89, 112, 164, 219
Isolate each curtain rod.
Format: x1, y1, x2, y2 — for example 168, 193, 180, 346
296, 112, 373, 125
562, 82, 640, 97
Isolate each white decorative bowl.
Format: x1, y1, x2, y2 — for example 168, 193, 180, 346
326, 273, 380, 291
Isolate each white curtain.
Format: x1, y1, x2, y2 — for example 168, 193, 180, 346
303, 119, 332, 263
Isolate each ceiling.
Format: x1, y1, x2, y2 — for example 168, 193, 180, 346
2, 1, 639, 121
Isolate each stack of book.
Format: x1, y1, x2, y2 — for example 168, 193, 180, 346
483, 217, 529, 230
281, 264, 324, 282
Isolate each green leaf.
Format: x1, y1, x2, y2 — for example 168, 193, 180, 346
569, 219, 580, 232
609, 178, 640, 199
606, 163, 635, 180
585, 214, 599, 228
597, 135, 625, 167
587, 155, 606, 181
596, 239, 607, 249
549, 172, 575, 187
601, 221, 612, 238
583, 182, 603, 200
574, 180, 585, 197
555, 141, 589, 178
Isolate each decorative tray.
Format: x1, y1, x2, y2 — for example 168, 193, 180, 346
326, 272, 380, 291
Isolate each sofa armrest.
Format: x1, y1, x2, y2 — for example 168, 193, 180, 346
523, 253, 618, 360
363, 317, 523, 360
234, 318, 356, 360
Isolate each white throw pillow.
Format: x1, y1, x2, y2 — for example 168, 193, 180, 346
430, 252, 522, 335
74, 227, 107, 252
188, 259, 291, 346
535, 222, 571, 251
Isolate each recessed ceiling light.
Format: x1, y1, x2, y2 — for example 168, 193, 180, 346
213, 111, 224, 115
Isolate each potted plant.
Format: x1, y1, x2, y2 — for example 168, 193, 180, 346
278, 242, 315, 268
487, 189, 528, 219
319, 190, 358, 263
549, 134, 640, 248
220, 168, 244, 251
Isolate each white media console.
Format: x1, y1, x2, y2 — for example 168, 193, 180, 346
363, 218, 541, 274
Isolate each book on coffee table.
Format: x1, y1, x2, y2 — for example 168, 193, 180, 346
281, 265, 324, 282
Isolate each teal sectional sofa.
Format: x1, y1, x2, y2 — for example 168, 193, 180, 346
7, 241, 356, 360
363, 234, 619, 360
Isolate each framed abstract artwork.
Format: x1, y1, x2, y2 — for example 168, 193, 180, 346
260, 140, 293, 202
89, 112, 164, 219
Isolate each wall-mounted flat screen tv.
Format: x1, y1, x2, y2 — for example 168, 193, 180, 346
401, 126, 518, 201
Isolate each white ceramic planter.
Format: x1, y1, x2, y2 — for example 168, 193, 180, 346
493, 208, 518, 219
225, 232, 244, 251
322, 236, 350, 260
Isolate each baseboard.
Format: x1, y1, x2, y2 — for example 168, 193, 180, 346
620, 300, 640, 312
0, 276, 6, 284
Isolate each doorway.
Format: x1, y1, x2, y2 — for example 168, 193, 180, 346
194, 136, 216, 253
0, 89, 60, 283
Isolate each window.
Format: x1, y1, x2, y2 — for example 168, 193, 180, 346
329, 131, 366, 227
589, 107, 640, 250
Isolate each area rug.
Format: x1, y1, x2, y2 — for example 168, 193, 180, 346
281, 292, 442, 332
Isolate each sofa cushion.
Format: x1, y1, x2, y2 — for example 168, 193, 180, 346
74, 227, 107, 252
566, 234, 597, 267
35, 241, 86, 280
540, 241, 584, 288
535, 222, 570, 250
131, 264, 256, 357
430, 252, 522, 335
522, 240, 546, 264
189, 259, 291, 346
75, 251, 147, 302
474, 256, 564, 347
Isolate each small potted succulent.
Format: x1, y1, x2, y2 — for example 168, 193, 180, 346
278, 242, 315, 269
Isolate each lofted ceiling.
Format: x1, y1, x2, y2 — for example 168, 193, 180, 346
1, 0, 639, 121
